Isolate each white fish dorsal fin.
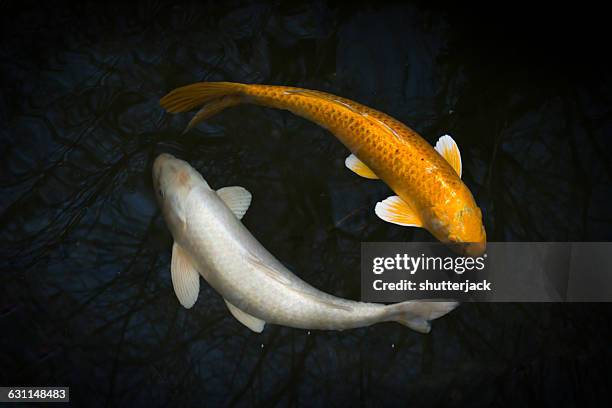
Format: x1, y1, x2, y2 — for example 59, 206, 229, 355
298, 290, 353, 312
224, 299, 266, 333
375, 195, 423, 227
246, 252, 353, 312
246, 252, 293, 286
171, 242, 200, 309
434, 134, 462, 178
216, 186, 252, 220
345, 154, 379, 179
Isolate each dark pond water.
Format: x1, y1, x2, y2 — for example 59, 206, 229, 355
1, 1, 612, 406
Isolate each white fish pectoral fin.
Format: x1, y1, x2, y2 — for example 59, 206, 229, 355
345, 154, 379, 179
246, 252, 353, 312
216, 186, 252, 220
434, 134, 462, 178
171, 242, 200, 309
375, 196, 423, 227
224, 299, 266, 333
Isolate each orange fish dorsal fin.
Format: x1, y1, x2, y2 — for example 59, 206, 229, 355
282, 89, 404, 142
345, 154, 379, 179
375, 196, 423, 227
434, 135, 462, 178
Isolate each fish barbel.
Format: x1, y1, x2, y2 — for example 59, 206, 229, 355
160, 82, 486, 256
153, 153, 457, 333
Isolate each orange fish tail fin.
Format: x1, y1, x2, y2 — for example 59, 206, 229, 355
384, 300, 459, 333
160, 81, 248, 113
182, 95, 244, 134
160, 82, 249, 132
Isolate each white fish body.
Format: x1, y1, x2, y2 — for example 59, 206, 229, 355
153, 153, 457, 333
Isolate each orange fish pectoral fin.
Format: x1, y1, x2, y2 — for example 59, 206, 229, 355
375, 196, 423, 227
434, 135, 462, 178
345, 154, 379, 179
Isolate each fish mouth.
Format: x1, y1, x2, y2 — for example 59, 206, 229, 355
462, 241, 487, 257
447, 241, 487, 257
153, 153, 177, 176
154, 153, 176, 167
152, 153, 178, 192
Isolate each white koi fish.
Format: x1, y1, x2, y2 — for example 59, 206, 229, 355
153, 153, 457, 333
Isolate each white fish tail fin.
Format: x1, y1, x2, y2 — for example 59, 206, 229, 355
385, 301, 459, 333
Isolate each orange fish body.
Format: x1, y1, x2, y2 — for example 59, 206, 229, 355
161, 82, 486, 256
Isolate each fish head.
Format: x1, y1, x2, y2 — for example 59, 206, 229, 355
153, 153, 210, 230
429, 202, 487, 257
448, 204, 487, 257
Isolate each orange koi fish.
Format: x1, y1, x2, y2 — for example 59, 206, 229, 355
160, 82, 486, 256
